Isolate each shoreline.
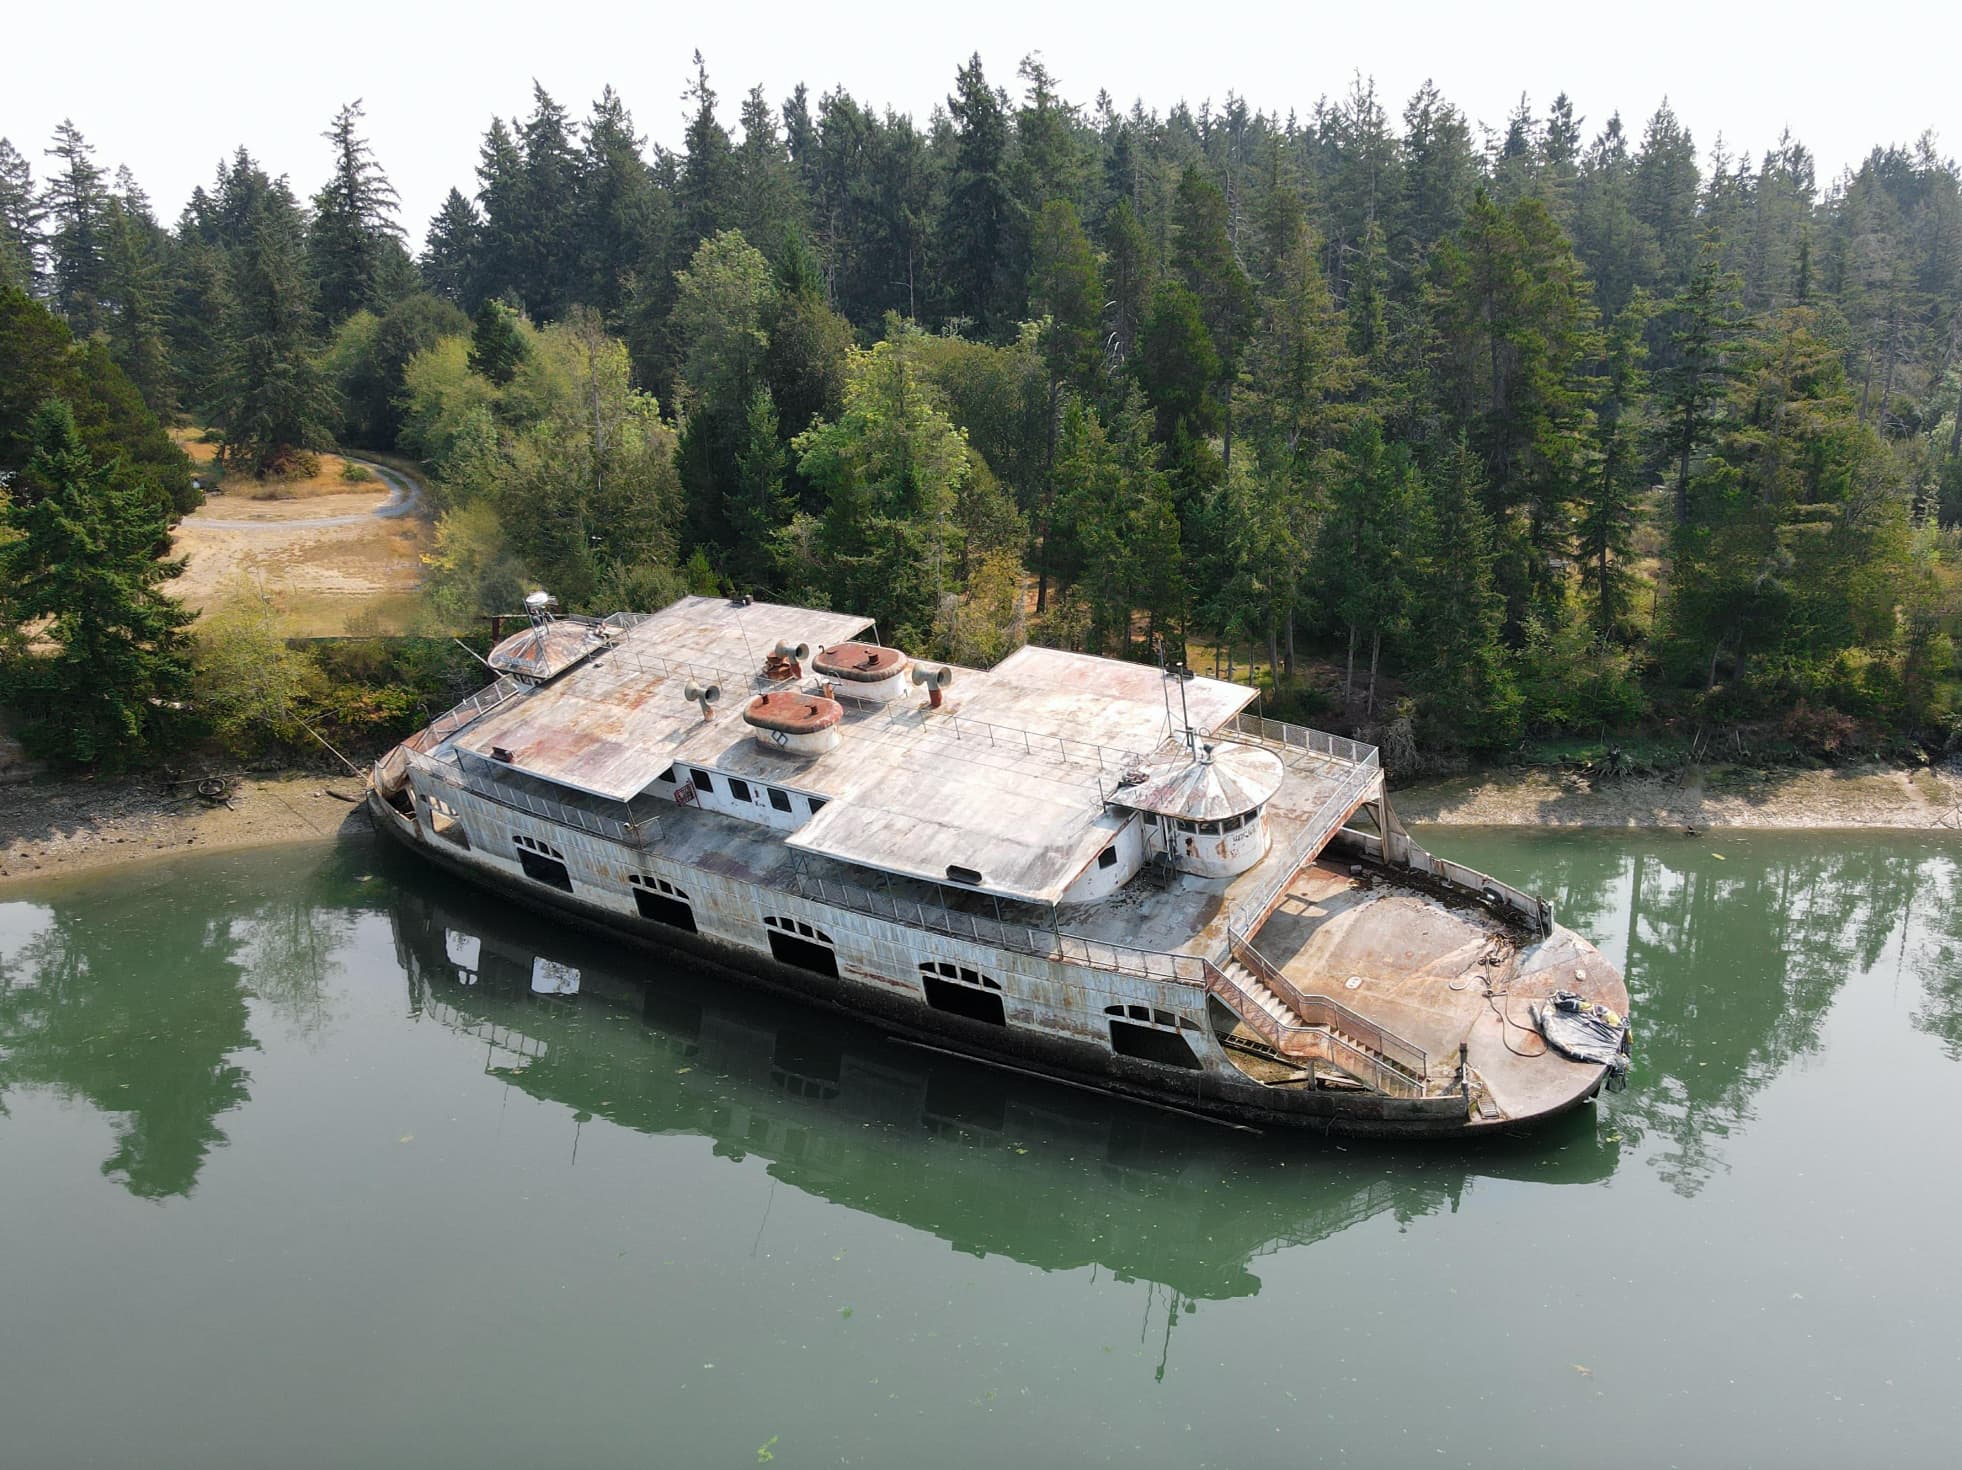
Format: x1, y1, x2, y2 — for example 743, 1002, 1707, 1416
1395, 758, 1962, 832
2, 758, 1956, 894
0, 773, 372, 892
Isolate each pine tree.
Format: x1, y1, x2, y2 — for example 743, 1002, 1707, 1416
467, 298, 528, 385
422, 188, 482, 306
309, 100, 406, 326
2, 397, 193, 767
100, 195, 173, 415
0, 138, 41, 292
577, 87, 661, 316
1413, 437, 1519, 747
517, 83, 581, 318
675, 55, 737, 263
1577, 295, 1651, 636
1659, 240, 1742, 525
941, 53, 1019, 335
213, 191, 333, 475
473, 117, 527, 308
41, 121, 109, 336
1027, 199, 1102, 391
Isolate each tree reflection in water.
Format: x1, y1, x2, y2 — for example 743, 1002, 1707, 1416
1424, 830, 1958, 1197
2, 829, 1957, 1229
0, 855, 353, 1199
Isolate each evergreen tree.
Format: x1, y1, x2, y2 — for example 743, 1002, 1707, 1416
473, 117, 527, 308
1413, 436, 1518, 747
577, 87, 662, 317
422, 188, 482, 306
212, 191, 334, 475
2, 398, 193, 767
1027, 199, 1102, 392
41, 121, 110, 336
941, 53, 1020, 335
1577, 295, 1651, 636
467, 298, 529, 385
793, 334, 971, 639
100, 194, 173, 415
1659, 240, 1742, 524
516, 83, 581, 318
309, 100, 406, 325
0, 138, 40, 292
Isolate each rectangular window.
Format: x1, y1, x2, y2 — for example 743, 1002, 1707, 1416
1108, 1018, 1200, 1069
515, 848, 573, 892
767, 929, 839, 979
727, 777, 751, 803
632, 887, 697, 932
691, 769, 715, 795
1097, 845, 1118, 870
922, 975, 1006, 1026
768, 787, 792, 813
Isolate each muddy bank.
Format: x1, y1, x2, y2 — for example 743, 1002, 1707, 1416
1397, 759, 1962, 830
0, 773, 372, 890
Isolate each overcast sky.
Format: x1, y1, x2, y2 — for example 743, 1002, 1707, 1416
7, 1, 1955, 249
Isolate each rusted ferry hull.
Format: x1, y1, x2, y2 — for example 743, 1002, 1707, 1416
367, 788, 1622, 1137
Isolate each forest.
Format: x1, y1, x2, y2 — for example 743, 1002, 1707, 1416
2, 55, 1961, 772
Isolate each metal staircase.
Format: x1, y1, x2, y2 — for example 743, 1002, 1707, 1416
1205, 942, 1430, 1099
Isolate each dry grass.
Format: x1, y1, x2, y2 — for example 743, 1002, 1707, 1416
170, 428, 375, 501
168, 435, 430, 635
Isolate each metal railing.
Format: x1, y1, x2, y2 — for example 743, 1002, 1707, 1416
1225, 753, 1382, 940
412, 751, 660, 849
405, 676, 528, 753
1230, 713, 1376, 768
788, 870, 1209, 983
1225, 930, 1428, 1080
1202, 960, 1430, 1098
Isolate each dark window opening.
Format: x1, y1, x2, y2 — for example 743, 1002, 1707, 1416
1109, 1019, 1201, 1069
423, 796, 469, 849
727, 777, 751, 803
658, 765, 677, 784
768, 787, 792, 813
945, 864, 983, 885
516, 848, 573, 892
1097, 845, 1118, 870
691, 769, 715, 795
767, 929, 839, 978
632, 888, 697, 932
922, 975, 1006, 1026
808, 797, 827, 814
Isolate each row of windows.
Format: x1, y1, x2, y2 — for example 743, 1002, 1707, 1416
1105, 1003, 1200, 1033
1146, 808, 1259, 837
671, 766, 825, 817
486, 836, 1199, 1068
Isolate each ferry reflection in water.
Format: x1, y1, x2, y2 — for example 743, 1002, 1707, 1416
386, 861, 1619, 1320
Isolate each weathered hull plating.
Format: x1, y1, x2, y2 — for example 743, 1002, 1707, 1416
367, 789, 1615, 1137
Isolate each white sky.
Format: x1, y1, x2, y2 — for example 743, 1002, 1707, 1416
7, 1, 1956, 249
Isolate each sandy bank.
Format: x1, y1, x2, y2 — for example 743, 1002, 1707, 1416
4, 757, 1956, 894
0, 773, 373, 891
1397, 760, 1962, 831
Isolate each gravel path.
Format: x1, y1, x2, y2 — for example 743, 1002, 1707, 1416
187, 459, 423, 531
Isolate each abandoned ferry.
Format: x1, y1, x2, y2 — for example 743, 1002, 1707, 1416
368, 594, 1631, 1136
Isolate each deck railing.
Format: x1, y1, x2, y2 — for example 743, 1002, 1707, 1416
1225, 930, 1428, 1080
1224, 751, 1382, 942
1202, 959, 1430, 1098
405, 676, 528, 753
412, 750, 660, 849
1229, 713, 1376, 768
787, 870, 1209, 983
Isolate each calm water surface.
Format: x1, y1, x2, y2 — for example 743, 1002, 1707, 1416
2, 828, 1959, 1468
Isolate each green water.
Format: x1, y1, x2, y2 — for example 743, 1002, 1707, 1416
2, 829, 1958, 1468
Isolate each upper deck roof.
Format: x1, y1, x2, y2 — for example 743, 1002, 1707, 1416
441, 596, 1266, 903
452, 597, 872, 802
